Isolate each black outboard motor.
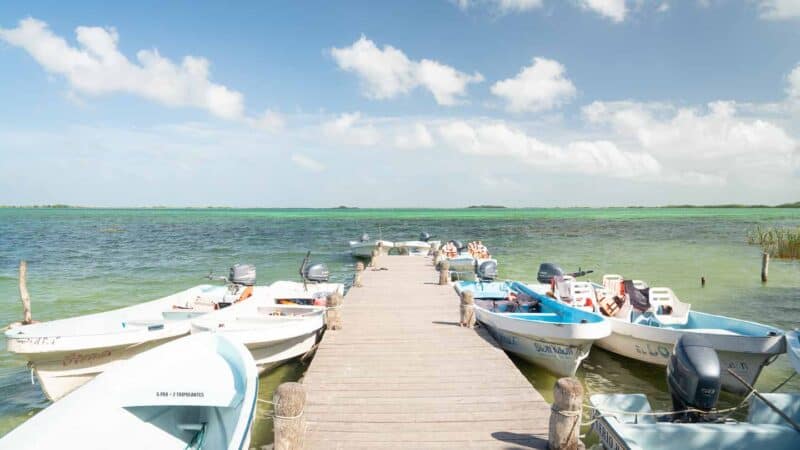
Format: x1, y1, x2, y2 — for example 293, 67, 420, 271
303, 263, 330, 283
667, 335, 721, 422
536, 263, 565, 284
477, 260, 498, 281
360, 233, 370, 242
449, 240, 465, 252
229, 264, 256, 286
419, 232, 431, 242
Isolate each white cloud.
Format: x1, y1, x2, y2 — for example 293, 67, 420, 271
322, 112, 381, 147
582, 100, 799, 182
330, 35, 483, 105
248, 110, 286, 132
788, 63, 800, 99
291, 154, 325, 173
436, 120, 662, 179
578, 0, 628, 22
454, 0, 543, 13
657, 2, 670, 13
0, 18, 246, 120
758, 0, 800, 20
491, 57, 577, 112
393, 123, 434, 149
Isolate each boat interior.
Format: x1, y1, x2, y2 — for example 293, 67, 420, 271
595, 274, 691, 327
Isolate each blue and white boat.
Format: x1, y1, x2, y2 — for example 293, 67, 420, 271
588, 274, 785, 394
589, 335, 800, 450
455, 280, 610, 376
788, 330, 800, 374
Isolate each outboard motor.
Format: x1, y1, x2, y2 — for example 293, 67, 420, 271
419, 232, 431, 242
477, 260, 498, 281
229, 264, 256, 286
449, 240, 465, 252
536, 263, 565, 284
303, 263, 330, 283
667, 335, 721, 422
360, 233, 370, 243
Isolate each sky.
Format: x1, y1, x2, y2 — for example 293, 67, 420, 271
0, 0, 799, 207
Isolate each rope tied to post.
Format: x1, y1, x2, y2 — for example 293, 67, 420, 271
257, 399, 306, 420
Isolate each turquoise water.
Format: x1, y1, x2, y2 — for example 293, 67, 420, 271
1, 207, 799, 445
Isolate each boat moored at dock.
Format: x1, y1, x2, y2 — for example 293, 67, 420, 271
349, 233, 393, 257
455, 280, 610, 377
0, 333, 259, 450
4, 264, 266, 401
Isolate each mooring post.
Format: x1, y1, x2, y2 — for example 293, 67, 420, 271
19, 260, 32, 325
354, 261, 364, 288
460, 290, 475, 328
326, 291, 343, 330
701, 276, 706, 287
369, 249, 379, 267
433, 249, 443, 267
549, 377, 585, 450
438, 260, 450, 285
273, 382, 306, 450
761, 252, 769, 283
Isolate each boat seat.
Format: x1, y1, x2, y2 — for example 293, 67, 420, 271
598, 295, 620, 317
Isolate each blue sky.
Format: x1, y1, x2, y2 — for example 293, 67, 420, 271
1, 0, 799, 207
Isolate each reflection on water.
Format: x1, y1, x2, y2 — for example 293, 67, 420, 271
0, 207, 798, 447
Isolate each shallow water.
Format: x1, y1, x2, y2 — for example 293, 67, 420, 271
1, 207, 798, 445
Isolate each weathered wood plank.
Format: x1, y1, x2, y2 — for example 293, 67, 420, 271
302, 256, 549, 449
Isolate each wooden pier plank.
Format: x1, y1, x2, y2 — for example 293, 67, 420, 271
302, 255, 549, 449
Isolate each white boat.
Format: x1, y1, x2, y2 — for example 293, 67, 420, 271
589, 335, 800, 450
270, 280, 345, 306
394, 240, 432, 255
4, 265, 265, 401
788, 329, 800, 374
0, 333, 259, 450
349, 234, 393, 257
192, 303, 325, 373
590, 273, 785, 394
455, 280, 610, 376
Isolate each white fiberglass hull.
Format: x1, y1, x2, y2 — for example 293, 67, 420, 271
596, 315, 786, 394
0, 333, 259, 450
475, 307, 608, 377
4, 284, 265, 400
394, 241, 432, 255
349, 240, 393, 257
192, 305, 325, 372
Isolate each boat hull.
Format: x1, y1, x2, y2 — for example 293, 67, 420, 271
475, 307, 605, 377
349, 240, 393, 257
597, 315, 786, 393
25, 334, 187, 401
394, 241, 432, 256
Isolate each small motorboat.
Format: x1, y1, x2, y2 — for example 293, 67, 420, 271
395, 232, 436, 255
442, 240, 498, 281
590, 335, 800, 450
192, 304, 325, 373
270, 256, 345, 306
0, 333, 259, 450
455, 279, 610, 377
4, 264, 264, 401
349, 233, 393, 258
528, 263, 786, 394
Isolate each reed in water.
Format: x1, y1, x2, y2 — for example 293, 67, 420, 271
747, 225, 800, 259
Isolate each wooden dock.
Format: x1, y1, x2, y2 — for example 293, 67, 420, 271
302, 255, 550, 449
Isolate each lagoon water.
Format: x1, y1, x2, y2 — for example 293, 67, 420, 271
1, 207, 799, 445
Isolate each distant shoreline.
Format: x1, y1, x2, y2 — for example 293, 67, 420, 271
1, 202, 798, 210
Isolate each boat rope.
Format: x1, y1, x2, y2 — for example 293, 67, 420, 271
256, 399, 305, 420
770, 371, 797, 393
578, 394, 753, 427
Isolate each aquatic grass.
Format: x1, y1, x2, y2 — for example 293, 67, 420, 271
747, 225, 800, 259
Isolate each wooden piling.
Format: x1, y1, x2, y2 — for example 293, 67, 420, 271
438, 260, 450, 285
273, 382, 306, 450
549, 377, 584, 450
761, 252, 769, 283
369, 249, 379, 267
701, 276, 706, 287
326, 292, 343, 330
354, 261, 364, 287
19, 260, 32, 325
460, 290, 476, 328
